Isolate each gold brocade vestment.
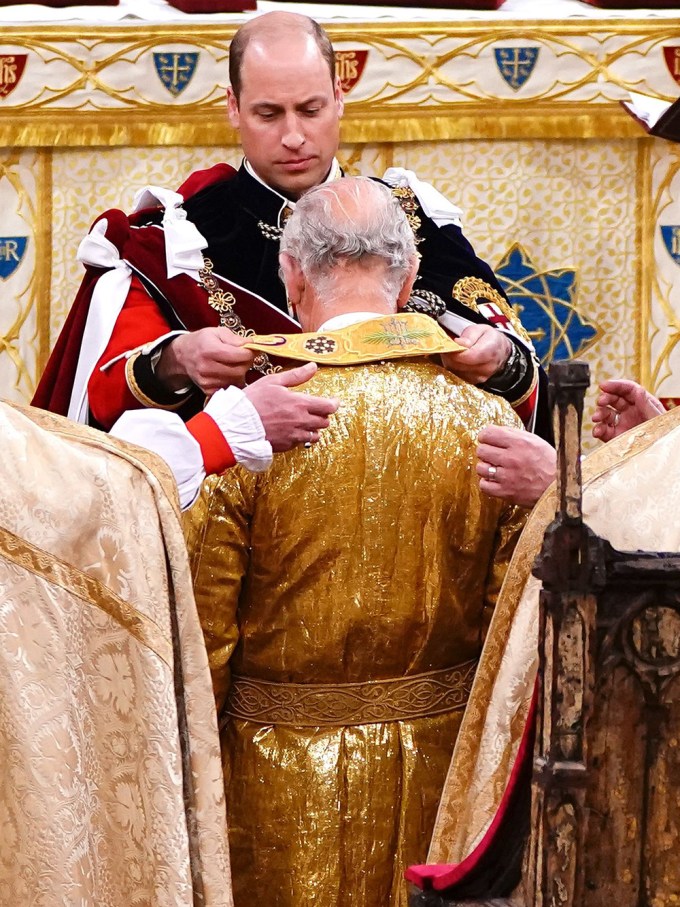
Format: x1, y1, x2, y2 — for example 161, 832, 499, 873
185, 359, 527, 907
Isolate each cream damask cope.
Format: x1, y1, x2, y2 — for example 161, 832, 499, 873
0, 402, 232, 907
185, 359, 527, 907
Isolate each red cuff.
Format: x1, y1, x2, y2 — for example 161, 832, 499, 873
187, 411, 237, 475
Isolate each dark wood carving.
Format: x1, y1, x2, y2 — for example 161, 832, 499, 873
409, 359, 680, 907
529, 361, 680, 906
408, 896, 511, 907
527, 359, 601, 907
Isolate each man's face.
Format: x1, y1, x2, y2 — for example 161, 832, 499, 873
228, 35, 344, 200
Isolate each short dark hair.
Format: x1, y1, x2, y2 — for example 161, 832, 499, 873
229, 17, 336, 102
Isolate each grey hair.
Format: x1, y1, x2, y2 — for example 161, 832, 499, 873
280, 177, 417, 304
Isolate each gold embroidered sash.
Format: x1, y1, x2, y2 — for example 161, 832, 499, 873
244, 311, 463, 366
225, 659, 477, 727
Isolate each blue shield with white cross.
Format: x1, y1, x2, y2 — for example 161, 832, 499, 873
153, 52, 199, 98
494, 47, 540, 92
0, 237, 27, 280
661, 225, 680, 267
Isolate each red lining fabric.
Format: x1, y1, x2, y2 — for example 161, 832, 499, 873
32, 165, 238, 419
405, 680, 538, 891
88, 277, 174, 429
187, 411, 236, 475
514, 383, 540, 431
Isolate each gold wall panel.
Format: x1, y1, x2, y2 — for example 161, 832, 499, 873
49, 142, 388, 346
0, 151, 50, 403
389, 138, 640, 451
2, 20, 680, 145
50, 144, 242, 344
646, 139, 680, 402
43, 137, 640, 454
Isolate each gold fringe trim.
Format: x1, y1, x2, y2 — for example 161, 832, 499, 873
4, 19, 680, 41
0, 104, 646, 150
34, 151, 53, 387
636, 140, 653, 389
0, 521, 173, 667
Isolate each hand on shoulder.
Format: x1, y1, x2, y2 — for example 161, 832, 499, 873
245, 363, 340, 452
476, 424, 556, 508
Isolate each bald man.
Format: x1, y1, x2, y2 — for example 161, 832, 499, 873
34, 11, 548, 441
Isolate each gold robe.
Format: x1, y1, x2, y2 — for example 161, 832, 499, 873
0, 402, 232, 907
185, 359, 527, 907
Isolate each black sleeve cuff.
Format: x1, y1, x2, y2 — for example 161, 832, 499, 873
480, 336, 536, 404
125, 345, 202, 419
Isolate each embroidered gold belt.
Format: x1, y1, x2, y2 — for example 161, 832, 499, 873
225, 659, 478, 727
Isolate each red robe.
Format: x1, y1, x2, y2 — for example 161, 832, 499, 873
33, 164, 298, 428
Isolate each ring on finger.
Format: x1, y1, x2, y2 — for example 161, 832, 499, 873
304, 430, 314, 449
487, 464, 498, 481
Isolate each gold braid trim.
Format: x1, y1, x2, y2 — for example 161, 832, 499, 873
0, 522, 173, 667
505, 369, 538, 409
452, 276, 533, 348
509, 370, 539, 409
390, 185, 423, 243
225, 659, 478, 727
125, 351, 187, 411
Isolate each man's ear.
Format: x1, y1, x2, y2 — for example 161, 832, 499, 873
396, 257, 420, 311
334, 75, 345, 119
279, 252, 305, 308
227, 87, 240, 129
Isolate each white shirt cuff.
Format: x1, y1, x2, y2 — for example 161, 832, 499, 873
204, 386, 273, 473
111, 386, 272, 511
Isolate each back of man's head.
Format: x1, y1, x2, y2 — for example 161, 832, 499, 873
229, 12, 335, 102
280, 177, 417, 306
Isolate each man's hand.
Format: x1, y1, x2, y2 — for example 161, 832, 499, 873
476, 425, 556, 508
592, 379, 665, 443
440, 324, 512, 385
245, 362, 340, 452
157, 327, 255, 394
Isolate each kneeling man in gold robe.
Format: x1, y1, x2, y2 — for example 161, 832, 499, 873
185, 177, 528, 907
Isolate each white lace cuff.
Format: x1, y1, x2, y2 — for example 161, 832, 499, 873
204, 386, 273, 473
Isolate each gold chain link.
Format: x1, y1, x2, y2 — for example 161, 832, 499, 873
198, 256, 281, 376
